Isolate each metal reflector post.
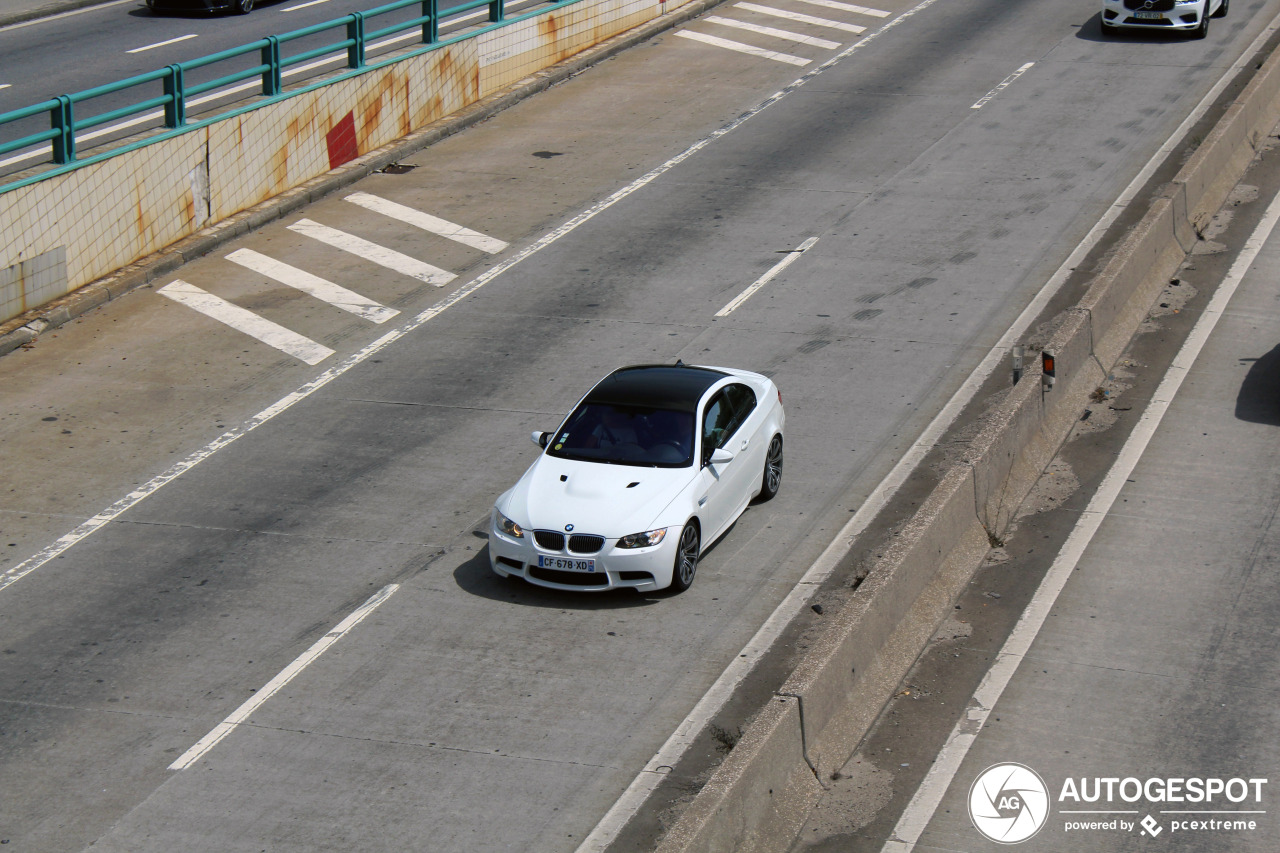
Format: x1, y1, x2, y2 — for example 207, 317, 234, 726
163, 64, 186, 128
489, 0, 504, 22
50, 95, 74, 164
261, 36, 282, 96
1041, 350, 1056, 390
347, 13, 366, 68
1011, 345, 1025, 385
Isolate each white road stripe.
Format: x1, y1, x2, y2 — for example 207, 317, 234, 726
716, 236, 818, 316
345, 192, 509, 253
169, 584, 400, 771
972, 61, 1035, 109
126, 34, 198, 54
157, 280, 333, 364
792, 0, 890, 16
282, 0, 330, 9
706, 16, 841, 48
226, 248, 400, 324
288, 219, 457, 286
735, 2, 866, 33
677, 30, 812, 65
880, 141, 1280, 853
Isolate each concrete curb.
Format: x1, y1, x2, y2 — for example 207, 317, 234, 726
0, 0, 723, 358
0, 0, 113, 29
654, 19, 1280, 853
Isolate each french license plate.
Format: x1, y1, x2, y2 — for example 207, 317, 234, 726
1134, 10, 1164, 18
538, 555, 596, 573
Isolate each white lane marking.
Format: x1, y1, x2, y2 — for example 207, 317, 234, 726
126, 34, 198, 54
0, 84, 10, 90
226, 248, 400, 324
716, 237, 819, 316
282, 0, 330, 9
574, 5, 1280, 851
972, 61, 1035, 109
735, 3, 866, 33
345, 192, 509, 253
169, 583, 399, 771
676, 30, 812, 65
157, 280, 333, 364
288, 219, 457, 286
706, 17, 841, 49
880, 140, 1280, 853
792, 0, 891, 16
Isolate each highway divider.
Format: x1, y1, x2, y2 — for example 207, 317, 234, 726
653, 21, 1280, 853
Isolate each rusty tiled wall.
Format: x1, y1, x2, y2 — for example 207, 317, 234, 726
0, 0, 678, 325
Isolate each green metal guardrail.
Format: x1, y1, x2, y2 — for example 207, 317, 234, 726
0, 0, 565, 189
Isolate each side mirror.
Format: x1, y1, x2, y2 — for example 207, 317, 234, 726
709, 447, 734, 466
531, 431, 551, 448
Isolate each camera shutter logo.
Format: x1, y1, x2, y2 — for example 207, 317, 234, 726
968, 763, 1050, 844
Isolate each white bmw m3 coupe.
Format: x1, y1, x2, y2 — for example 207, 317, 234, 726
489, 362, 785, 593
1101, 0, 1226, 39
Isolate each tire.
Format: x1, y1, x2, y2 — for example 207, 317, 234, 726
1213, 0, 1227, 17
1192, 13, 1208, 37
669, 523, 700, 593
758, 435, 783, 501
234, 0, 253, 13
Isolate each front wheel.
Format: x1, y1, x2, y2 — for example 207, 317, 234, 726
758, 435, 783, 501
669, 523, 700, 593
234, 0, 254, 13
1192, 13, 1209, 37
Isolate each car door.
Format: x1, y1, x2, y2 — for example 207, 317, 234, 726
695, 384, 760, 541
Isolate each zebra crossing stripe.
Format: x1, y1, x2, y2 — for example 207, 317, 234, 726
226, 249, 400, 324
705, 16, 841, 48
676, 30, 812, 65
288, 219, 457, 286
344, 192, 509, 254
158, 281, 333, 365
791, 0, 890, 16
734, 2, 867, 33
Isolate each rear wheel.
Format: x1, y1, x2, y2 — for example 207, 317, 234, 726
234, 0, 253, 13
758, 435, 783, 501
1213, 0, 1228, 17
670, 523, 700, 593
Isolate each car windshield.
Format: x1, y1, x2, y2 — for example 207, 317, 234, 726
546, 403, 695, 467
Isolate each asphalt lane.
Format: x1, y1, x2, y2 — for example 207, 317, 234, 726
3, 0, 1279, 850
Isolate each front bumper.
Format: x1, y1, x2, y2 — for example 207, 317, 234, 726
1102, 2, 1204, 30
488, 511, 680, 592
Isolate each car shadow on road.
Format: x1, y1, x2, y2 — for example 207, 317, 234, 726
1236, 344, 1280, 425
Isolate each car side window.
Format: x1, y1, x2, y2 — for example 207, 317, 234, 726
701, 392, 733, 466
723, 384, 757, 437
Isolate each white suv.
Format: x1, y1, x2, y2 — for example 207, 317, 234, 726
1101, 0, 1227, 39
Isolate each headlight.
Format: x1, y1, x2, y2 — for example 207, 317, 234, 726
617, 528, 667, 549
495, 509, 524, 539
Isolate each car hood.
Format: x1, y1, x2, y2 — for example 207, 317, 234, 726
501, 455, 695, 537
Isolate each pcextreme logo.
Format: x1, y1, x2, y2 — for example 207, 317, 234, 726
968, 763, 1269, 844
968, 763, 1050, 844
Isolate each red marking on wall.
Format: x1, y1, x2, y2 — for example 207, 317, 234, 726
326, 111, 358, 169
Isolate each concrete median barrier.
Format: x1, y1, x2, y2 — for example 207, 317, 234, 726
655, 19, 1280, 853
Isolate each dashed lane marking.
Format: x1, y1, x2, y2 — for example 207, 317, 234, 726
676, 30, 813, 64
126, 34, 198, 54
288, 219, 457, 285
226, 248, 400, 324
169, 584, 400, 771
345, 192, 509, 253
158, 281, 334, 364
734, 2, 867, 33
705, 16, 841, 48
